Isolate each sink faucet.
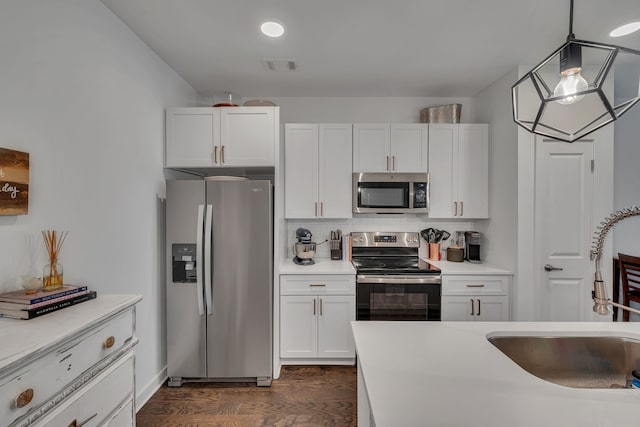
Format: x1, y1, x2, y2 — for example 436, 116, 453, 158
592, 206, 640, 316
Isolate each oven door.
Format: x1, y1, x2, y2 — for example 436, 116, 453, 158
356, 275, 441, 321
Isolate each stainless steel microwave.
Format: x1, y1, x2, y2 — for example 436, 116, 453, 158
353, 173, 429, 214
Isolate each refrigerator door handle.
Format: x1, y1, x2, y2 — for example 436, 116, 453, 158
195, 204, 205, 315
204, 204, 214, 315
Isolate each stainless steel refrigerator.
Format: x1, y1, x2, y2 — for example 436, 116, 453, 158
166, 178, 273, 387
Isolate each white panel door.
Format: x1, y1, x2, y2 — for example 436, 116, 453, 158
458, 124, 489, 218
390, 124, 428, 172
280, 296, 318, 358
427, 125, 457, 218
317, 296, 355, 358
219, 107, 275, 166
535, 139, 594, 321
285, 124, 319, 218
166, 108, 219, 168
318, 124, 353, 218
353, 124, 390, 172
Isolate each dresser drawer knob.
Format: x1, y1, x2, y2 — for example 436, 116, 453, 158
104, 336, 115, 349
15, 388, 34, 408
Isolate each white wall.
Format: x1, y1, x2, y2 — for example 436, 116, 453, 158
0, 0, 201, 407
474, 69, 519, 271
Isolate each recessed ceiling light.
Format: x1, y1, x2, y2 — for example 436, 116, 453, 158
260, 21, 285, 38
610, 21, 640, 37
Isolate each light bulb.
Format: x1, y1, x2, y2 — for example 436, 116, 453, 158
554, 69, 588, 104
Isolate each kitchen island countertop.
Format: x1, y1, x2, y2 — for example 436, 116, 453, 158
352, 321, 640, 427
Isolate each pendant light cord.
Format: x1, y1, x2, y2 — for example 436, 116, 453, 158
567, 0, 575, 40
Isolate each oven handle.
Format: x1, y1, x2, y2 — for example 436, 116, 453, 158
356, 275, 442, 285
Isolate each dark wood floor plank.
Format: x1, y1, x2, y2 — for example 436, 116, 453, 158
136, 366, 357, 426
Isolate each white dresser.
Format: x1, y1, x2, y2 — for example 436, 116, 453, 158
0, 294, 141, 427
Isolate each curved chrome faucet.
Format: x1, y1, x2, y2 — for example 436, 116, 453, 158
592, 206, 640, 316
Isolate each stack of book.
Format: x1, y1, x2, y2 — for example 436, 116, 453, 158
0, 285, 97, 320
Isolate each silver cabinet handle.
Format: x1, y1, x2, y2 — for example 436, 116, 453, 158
477, 299, 481, 316
221, 145, 225, 163
544, 264, 564, 272
392, 155, 396, 171
454, 202, 458, 216
319, 298, 323, 315
460, 201, 464, 216
315, 202, 318, 217
470, 298, 474, 316
213, 146, 218, 164
309, 284, 326, 287
313, 299, 316, 316
386, 155, 390, 171
320, 202, 323, 216
466, 284, 485, 288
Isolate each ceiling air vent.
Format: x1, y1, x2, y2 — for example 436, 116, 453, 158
263, 59, 296, 72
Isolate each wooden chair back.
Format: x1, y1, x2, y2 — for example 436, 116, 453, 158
618, 253, 640, 322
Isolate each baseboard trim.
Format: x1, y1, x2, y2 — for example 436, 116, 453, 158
136, 366, 167, 411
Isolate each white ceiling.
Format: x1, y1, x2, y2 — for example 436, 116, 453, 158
101, 0, 640, 99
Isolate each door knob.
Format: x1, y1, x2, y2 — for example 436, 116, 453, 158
544, 264, 564, 272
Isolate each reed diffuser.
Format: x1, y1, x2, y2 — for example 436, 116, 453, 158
42, 230, 68, 291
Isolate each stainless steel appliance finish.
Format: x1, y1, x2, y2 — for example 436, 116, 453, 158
166, 179, 273, 387
352, 232, 441, 321
353, 173, 429, 214
488, 335, 640, 389
464, 231, 482, 263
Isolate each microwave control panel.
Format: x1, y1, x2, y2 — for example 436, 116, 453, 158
413, 182, 427, 208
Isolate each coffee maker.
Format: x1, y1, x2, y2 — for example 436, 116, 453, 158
293, 228, 316, 265
464, 231, 482, 263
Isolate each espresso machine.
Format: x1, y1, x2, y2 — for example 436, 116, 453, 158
293, 228, 316, 265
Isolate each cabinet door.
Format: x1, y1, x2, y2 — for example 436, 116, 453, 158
390, 124, 428, 172
457, 124, 488, 218
219, 107, 275, 166
428, 124, 457, 218
317, 296, 355, 358
280, 296, 318, 358
318, 124, 353, 218
353, 124, 390, 172
440, 296, 474, 321
474, 296, 509, 321
285, 124, 319, 218
166, 108, 219, 168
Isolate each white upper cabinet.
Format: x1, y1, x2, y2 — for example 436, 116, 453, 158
428, 124, 488, 218
165, 106, 277, 168
166, 108, 220, 168
285, 123, 352, 219
353, 123, 428, 173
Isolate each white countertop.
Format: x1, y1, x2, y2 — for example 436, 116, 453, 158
352, 321, 640, 427
280, 258, 356, 275
428, 259, 513, 275
0, 294, 141, 372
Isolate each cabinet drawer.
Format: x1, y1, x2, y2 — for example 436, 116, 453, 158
442, 275, 509, 296
281, 275, 355, 295
36, 352, 134, 427
1, 309, 134, 425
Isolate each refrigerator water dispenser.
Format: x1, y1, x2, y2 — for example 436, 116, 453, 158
172, 243, 197, 283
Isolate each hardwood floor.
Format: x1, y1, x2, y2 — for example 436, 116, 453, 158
136, 366, 357, 427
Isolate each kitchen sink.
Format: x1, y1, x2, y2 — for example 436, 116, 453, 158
487, 335, 640, 389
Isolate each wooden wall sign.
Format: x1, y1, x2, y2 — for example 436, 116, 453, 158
0, 148, 29, 215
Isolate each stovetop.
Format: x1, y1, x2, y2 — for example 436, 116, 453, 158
352, 256, 441, 275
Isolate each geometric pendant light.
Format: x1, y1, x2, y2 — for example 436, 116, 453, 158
512, 0, 640, 142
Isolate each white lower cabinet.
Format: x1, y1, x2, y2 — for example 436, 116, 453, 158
280, 275, 355, 363
441, 275, 510, 321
